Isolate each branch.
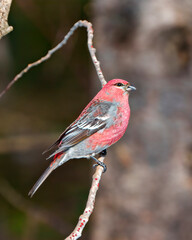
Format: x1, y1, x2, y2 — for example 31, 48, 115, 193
0, 177, 72, 235
0, 19, 107, 239
0, 20, 106, 98
65, 156, 105, 240
0, 0, 13, 39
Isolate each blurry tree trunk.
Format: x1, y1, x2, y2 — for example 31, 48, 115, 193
0, 0, 13, 39
91, 1, 192, 240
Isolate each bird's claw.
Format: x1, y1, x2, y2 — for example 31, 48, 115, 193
92, 163, 107, 173
91, 150, 107, 173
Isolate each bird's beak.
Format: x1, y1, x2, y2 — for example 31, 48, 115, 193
126, 85, 136, 92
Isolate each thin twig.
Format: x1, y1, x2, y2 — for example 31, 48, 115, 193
65, 156, 105, 240
0, 20, 106, 98
0, 19, 107, 239
0, 178, 72, 234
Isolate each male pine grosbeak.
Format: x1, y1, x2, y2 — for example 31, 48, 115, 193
29, 79, 136, 197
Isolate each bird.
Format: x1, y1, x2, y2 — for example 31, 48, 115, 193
28, 79, 136, 197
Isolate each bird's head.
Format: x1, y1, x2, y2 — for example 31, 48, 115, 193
103, 79, 136, 96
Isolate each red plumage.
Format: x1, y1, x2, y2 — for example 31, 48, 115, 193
29, 79, 136, 197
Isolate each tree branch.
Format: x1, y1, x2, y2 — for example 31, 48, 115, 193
0, 20, 106, 98
0, 177, 72, 235
0, 19, 107, 239
0, 0, 13, 39
65, 156, 105, 240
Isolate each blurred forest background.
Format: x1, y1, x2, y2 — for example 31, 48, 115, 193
0, 0, 192, 240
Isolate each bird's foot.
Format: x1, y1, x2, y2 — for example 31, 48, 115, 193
99, 149, 107, 157
91, 156, 107, 173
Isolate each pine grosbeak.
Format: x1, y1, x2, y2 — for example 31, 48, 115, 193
29, 79, 136, 197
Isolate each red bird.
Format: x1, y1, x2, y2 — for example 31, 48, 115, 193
29, 79, 136, 197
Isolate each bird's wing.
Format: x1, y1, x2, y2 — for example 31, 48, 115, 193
44, 100, 115, 158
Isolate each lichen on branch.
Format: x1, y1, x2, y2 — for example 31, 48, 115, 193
0, 0, 13, 39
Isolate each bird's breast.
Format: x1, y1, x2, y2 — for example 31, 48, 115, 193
86, 103, 130, 151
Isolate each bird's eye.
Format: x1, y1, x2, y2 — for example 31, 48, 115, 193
116, 83, 123, 87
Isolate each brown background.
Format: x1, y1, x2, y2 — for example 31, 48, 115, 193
0, 1, 192, 240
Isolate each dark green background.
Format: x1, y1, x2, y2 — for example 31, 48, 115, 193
0, 1, 95, 239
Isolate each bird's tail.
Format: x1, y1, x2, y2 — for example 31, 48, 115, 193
28, 153, 64, 197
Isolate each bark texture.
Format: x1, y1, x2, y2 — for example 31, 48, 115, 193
0, 0, 13, 39
92, 1, 192, 240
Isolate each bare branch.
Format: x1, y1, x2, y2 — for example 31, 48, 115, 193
65, 156, 105, 240
0, 19, 107, 239
0, 0, 13, 39
0, 177, 72, 235
0, 20, 106, 98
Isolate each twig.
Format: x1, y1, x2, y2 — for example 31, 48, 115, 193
0, 19, 107, 239
0, 177, 72, 234
0, 0, 13, 39
63, 21, 107, 239
0, 133, 59, 153
0, 20, 106, 98
65, 156, 105, 240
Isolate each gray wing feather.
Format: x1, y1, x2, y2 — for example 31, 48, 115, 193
45, 100, 115, 159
